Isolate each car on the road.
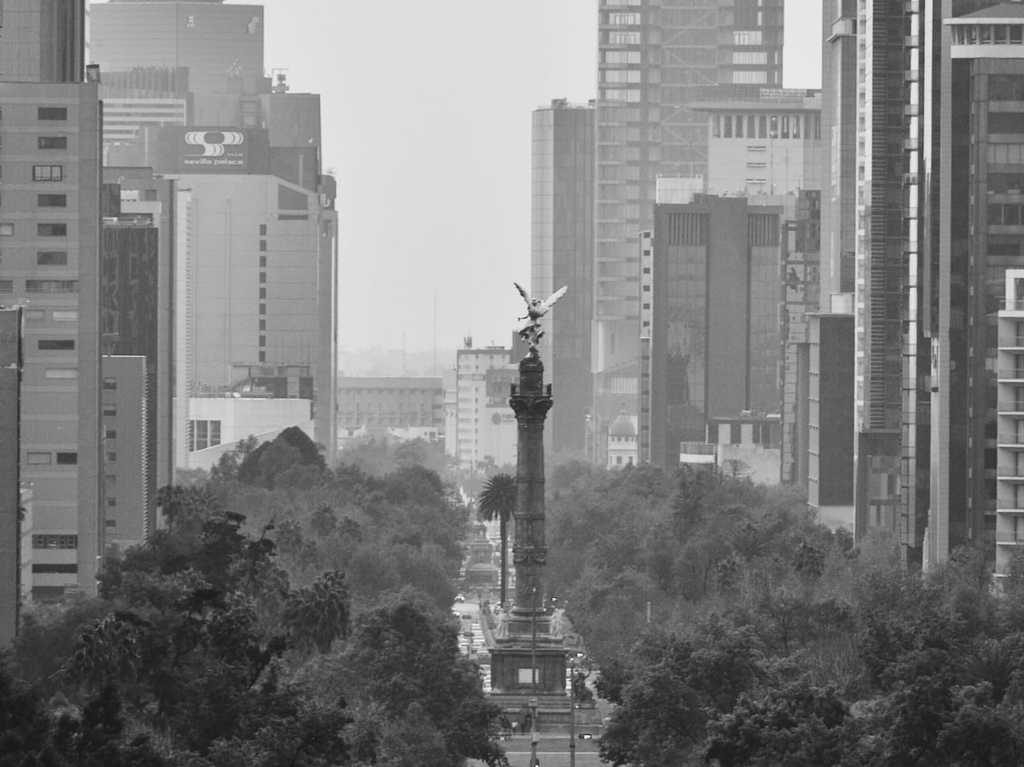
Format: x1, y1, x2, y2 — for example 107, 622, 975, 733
454, 593, 465, 602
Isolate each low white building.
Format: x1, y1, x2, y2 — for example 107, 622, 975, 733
184, 396, 313, 472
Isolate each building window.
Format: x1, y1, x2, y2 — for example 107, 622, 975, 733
26, 451, 51, 465
259, 240, 267, 251
37, 107, 68, 120
732, 51, 768, 65
259, 351, 266, 362
733, 30, 763, 46
37, 194, 66, 207
0, 280, 12, 293
106, 451, 117, 463
733, 70, 768, 85
44, 369, 77, 379
608, 31, 641, 45
37, 136, 67, 149
55, 451, 78, 465
107, 497, 117, 507
32, 563, 78, 574
38, 339, 74, 350
37, 223, 67, 237
52, 309, 77, 321
259, 272, 266, 283
608, 12, 641, 25
103, 405, 117, 416
259, 303, 266, 314
103, 377, 117, 390
259, 287, 267, 299
26, 279, 76, 293
33, 165, 63, 181
189, 419, 223, 451
105, 429, 116, 440
32, 534, 78, 549
259, 256, 266, 268
259, 319, 266, 331
259, 224, 267, 235
259, 334, 266, 347
0, 223, 13, 236
37, 250, 67, 265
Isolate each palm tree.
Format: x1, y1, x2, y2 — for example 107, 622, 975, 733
477, 473, 516, 608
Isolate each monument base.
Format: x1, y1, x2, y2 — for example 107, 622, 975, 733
489, 641, 566, 696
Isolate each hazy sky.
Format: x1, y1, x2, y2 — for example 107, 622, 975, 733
104, 0, 824, 353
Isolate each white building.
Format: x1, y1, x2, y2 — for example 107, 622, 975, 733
996, 270, 1024, 580
446, 342, 517, 471
607, 411, 638, 469
695, 89, 824, 199
186, 396, 313, 471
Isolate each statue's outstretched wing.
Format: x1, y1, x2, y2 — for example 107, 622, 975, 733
539, 285, 568, 313
514, 282, 531, 304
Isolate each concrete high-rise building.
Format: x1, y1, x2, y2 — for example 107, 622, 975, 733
0, 81, 103, 600
997, 270, 1024, 579
88, 0, 265, 126
819, 0, 858, 300
99, 192, 163, 532
853, 2, 907, 546
925, 5, 1024, 568
646, 195, 784, 468
530, 99, 594, 456
101, 355, 148, 553
104, 168, 178, 505
693, 89, 825, 197
593, 0, 784, 459
780, 191, 822, 486
851, 1, 1023, 567
0, 0, 85, 83
807, 311, 854, 530
167, 168, 337, 468
0, 309, 22, 644
99, 68, 191, 164
445, 342, 517, 471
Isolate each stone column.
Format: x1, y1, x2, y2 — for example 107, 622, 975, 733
489, 349, 566, 701
509, 351, 552, 617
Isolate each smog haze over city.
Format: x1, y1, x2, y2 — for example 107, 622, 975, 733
5, 1, 1024, 765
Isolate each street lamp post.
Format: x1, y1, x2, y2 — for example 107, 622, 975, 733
568, 656, 577, 767
528, 695, 539, 767
530, 585, 538, 766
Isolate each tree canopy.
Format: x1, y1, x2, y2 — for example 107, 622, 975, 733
5, 444, 508, 766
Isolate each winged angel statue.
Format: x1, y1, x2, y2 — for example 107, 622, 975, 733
514, 282, 567, 353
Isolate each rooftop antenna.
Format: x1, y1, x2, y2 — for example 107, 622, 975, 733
432, 289, 438, 376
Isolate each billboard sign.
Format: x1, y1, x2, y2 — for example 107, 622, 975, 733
148, 127, 270, 175
182, 130, 248, 170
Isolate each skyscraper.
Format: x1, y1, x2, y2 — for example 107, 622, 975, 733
593, 0, 784, 459
647, 195, 784, 468
853, 2, 906, 544
88, 0, 265, 126
0, 79, 103, 599
0, 0, 85, 83
819, 0, 858, 301
0, 308, 22, 643
927, 3, 1024, 566
530, 99, 594, 455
